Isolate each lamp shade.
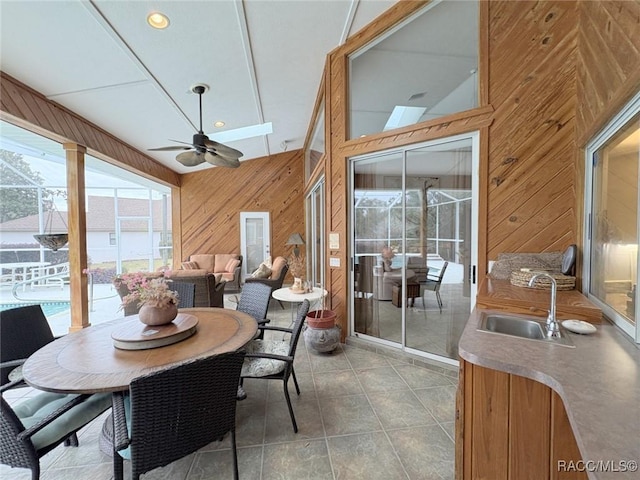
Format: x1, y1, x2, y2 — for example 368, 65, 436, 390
286, 233, 305, 246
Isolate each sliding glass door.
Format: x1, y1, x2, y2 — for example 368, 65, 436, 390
350, 133, 479, 363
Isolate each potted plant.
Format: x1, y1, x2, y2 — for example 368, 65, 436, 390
304, 290, 340, 353
113, 272, 178, 325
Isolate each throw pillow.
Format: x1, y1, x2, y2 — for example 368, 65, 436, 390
214, 254, 238, 273
225, 258, 240, 273
181, 261, 199, 270
252, 263, 272, 278
270, 256, 287, 278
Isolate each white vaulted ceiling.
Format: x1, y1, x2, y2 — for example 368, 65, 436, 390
0, 0, 395, 173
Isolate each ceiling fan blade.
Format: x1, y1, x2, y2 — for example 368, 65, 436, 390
148, 146, 192, 151
203, 139, 243, 159
204, 151, 240, 168
176, 150, 206, 167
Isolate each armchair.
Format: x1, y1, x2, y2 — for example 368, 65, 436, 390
244, 256, 289, 308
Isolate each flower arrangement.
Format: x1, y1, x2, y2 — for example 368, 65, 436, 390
381, 246, 395, 272
113, 272, 177, 309
381, 246, 395, 261
288, 253, 306, 279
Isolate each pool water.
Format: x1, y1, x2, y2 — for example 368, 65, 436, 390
0, 302, 71, 317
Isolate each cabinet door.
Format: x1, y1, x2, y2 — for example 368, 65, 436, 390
550, 392, 587, 480
509, 375, 551, 479
456, 362, 587, 480
471, 365, 509, 480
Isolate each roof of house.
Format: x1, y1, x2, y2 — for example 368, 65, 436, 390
0, 196, 171, 233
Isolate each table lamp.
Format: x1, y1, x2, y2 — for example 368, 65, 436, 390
286, 233, 305, 257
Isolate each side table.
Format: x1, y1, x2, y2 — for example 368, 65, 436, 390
392, 282, 420, 307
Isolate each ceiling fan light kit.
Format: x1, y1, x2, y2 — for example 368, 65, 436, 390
149, 83, 243, 168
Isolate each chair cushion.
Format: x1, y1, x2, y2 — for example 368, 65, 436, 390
181, 261, 199, 270
252, 263, 272, 278
270, 257, 287, 279
14, 391, 111, 451
241, 340, 289, 376
225, 258, 240, 273
190, 254, 215, 273
214, 254, 238, 273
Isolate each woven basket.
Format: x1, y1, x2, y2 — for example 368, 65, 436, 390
510, 270, 576, 290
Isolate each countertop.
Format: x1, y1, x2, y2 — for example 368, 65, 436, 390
459, 309, 639, 480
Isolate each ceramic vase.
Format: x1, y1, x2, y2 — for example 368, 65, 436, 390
138, 303, 178, 326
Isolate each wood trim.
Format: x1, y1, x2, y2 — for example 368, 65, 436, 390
478, 126, 490, 277
302, 56, 327, 154
0, 71, 179, 187
479, 0, 490, 107
63, 143, 89, 332
340, 105, 494, 157
330, 0, 430, 60
171, 185, 182, 271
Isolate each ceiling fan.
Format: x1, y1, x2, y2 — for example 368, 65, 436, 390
149, 84, 243, 168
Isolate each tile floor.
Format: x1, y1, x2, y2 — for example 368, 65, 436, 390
2, 298, 458, 480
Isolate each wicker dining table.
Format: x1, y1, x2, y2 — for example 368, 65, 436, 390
22, 308, 258, 394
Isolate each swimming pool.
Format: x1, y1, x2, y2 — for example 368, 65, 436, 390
0, 302, 71, 317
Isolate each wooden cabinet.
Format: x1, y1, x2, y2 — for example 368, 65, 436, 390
456, 360, 587, 480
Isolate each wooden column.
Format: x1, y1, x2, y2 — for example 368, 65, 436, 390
63, 143, 89, 332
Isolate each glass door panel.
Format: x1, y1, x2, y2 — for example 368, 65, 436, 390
240, 212, 271, 280
351, 133, 478, 363
306, 179, 325, 288
353, 152, 403, 344
405, 139, 474, 359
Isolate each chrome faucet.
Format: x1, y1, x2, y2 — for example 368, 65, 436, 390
528, 272, 561, 338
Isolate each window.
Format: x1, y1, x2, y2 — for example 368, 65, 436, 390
348, 0, 479, 139
585, 92, 639, 343
0, 120, 172, 333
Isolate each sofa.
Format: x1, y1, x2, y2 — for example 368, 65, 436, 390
180, 254, 243, 292
116, 271, 226, 315
368, 255, 423, 301
169, 272, 226, 308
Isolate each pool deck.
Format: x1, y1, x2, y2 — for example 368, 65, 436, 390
0, 283, 123, 336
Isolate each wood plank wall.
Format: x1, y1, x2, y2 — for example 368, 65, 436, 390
0, 72, 179, 187
576, 0, 640, 144
485, 0, 579, 261
320, 0, 640, 337
574, 0, 640, 254
178, 149, 305, 265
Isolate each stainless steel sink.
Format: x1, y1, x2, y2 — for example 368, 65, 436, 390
478, 313, 574, 347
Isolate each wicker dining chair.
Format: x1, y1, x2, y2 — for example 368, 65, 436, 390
419, 261, 449, 312
236, 282, 272, 339
0, 378, 111, 480
168, 281, 196, 308
1, 305, 57, 387
240, 300, 310, 433
111, 351, 246, 480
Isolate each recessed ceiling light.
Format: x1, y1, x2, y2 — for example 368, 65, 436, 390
147, 12, 170, 29
214, 121, 225, 128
